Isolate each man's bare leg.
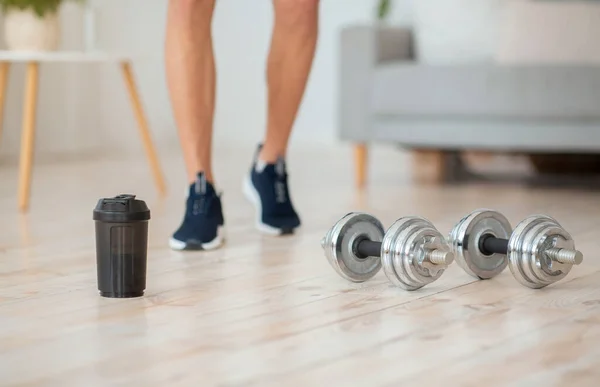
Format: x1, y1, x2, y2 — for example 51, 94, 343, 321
166, 0, 224, 251
259, 0, 320, 162
165, 0, 216, 184
244, 0, 319, 236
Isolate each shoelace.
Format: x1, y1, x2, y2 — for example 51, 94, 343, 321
190, 187, 216, 217
192, 195, 209, 216
274, 173, 289, 204
189, 174, 214, 216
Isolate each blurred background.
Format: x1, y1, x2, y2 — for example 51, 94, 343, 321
0, 0, 599, 185
0, 0, 414, 161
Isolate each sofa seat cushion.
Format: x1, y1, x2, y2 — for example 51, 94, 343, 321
371, 64, 600, 119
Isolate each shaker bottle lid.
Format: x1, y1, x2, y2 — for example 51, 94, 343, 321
93, 194, 151, 222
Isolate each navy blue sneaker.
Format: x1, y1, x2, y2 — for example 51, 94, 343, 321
243, 145, 301, 235
169, 172, 225, 250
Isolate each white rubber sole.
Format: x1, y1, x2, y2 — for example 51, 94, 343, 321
168, 226, 225, 251
243, 173, 294, 236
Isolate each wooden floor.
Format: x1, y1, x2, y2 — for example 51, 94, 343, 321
1, 143, 600, 386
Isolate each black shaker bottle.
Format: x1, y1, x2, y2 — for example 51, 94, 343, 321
93, 194, 151, 298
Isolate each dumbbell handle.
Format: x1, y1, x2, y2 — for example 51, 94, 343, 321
479, 234, 583, 265
355, 239, 382, 258
355, 238, 454, 265
479, 234, 509, 256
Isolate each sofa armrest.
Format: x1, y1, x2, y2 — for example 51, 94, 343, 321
340, 25, 413, 65
339, 25, 413, 142
377, 26, 414, 63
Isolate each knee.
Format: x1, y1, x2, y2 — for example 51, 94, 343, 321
274, 0, 320, 21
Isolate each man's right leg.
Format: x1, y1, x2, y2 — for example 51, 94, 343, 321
165, 0, 224, 251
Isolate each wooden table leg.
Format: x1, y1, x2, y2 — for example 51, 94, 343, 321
0, 62, 11, 149
17, 62, 39, 212
120, 61, 167, 196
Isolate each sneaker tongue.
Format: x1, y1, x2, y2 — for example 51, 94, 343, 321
195, 173, 208, 195
275, 157, 286, 177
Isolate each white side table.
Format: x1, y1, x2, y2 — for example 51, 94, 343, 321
0, 50, 167, 212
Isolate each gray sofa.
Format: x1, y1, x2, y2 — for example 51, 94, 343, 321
339, 25, 600, 184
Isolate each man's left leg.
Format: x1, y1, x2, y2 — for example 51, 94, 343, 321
244, 0, 320, 235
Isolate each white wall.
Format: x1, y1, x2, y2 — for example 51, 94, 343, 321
0, 4, 104, 161
0, 0, 413, 161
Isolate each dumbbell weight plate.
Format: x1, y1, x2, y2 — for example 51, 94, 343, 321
381, 216, 451, 291
508, 215, 575, 289
448, 209, 512, 280
322, 212, 385, 282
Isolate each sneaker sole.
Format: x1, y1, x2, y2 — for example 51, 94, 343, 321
168, 226, 225, 251
243, 173, 298, 236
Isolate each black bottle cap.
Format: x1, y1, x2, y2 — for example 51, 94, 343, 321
93, 194, 151, 222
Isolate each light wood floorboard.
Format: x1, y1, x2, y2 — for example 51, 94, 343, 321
1, 143, 599, 386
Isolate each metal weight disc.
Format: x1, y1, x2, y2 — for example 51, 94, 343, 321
448, 209, 512, 280
507, 215, 575, 289
381, 216, 452, 291
321, 212, 385, 282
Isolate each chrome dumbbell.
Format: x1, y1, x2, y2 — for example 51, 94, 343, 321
320, 212, 454, 291
448, 209, 583, 289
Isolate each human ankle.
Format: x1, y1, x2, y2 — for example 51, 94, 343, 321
189, 171, 215, 186
258, 145, 285, 164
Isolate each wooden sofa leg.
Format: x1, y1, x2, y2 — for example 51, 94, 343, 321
412, 150, 447, 183
354, 143, 368, 188
412, 149, 471, 183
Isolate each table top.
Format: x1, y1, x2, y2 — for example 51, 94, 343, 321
0, 50, 145, 63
